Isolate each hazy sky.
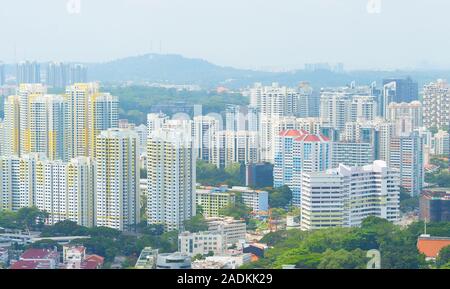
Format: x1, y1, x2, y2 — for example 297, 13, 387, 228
1, 0, 449, 70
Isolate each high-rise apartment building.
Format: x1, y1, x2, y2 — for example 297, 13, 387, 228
259, 116, 323, 163
251, 83, 299, 163
0, 155, 21, 210
214, 130, 259, 168
2, 95, 21, 156
0, 62, 5, 86
332, 142, 374, 168
147, 128, 196, 232
69, 64, 88, 84
0, 154, 95, 226
300, 161, 400, 230
382, 77, 419, 103
29, 94, 66, 160
65, 157, 96, 227
147, 112, 169, 135
389, 131, 424, 197
423, 79, 450, 130
387, 101, 423, 136
16, 61, 41, 84
320, 93, 376, 131
274, 129, 332, 207
64, 83, 118, 160
46, 62, 69, 88
193, 115, 220, 162
250, 83, 297, 117
95, 129, 139, 231
88, 93, 119, 158
46, 63, 88, 88
18, 83, 47, 156
433, 130, 450, 156
341, 119, 394, 162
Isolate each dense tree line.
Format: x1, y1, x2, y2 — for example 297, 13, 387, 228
242, 217, 450, 269
196, 161, 245, 187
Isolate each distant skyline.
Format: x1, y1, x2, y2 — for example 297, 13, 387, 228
1, 0, 450, 70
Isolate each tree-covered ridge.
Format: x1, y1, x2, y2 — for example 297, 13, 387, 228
242, 217, 450, 269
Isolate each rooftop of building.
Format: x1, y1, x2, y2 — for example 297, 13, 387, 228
84, 254, 104, 265
63, 245, 85, 253
11, 260, 52, 269
422, 190, 450, 200
191, 260, 227, 269
279, 129, 330, 142
310, 160, 390, 177
206, 217, 246, 224
417, 235, 450, 258
179, 230, 224, 237
21, 248, 58, 260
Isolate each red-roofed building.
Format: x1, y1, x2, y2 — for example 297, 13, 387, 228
62, 245, 104, 269
15, 248, 59, 269
417, 235, 450, 260
10, 260, 53, 270
279, 129, 303, 138
274, 128, 332, 206
83, 254, 104, 269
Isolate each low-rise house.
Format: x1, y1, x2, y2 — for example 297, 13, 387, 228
135, 247, 158, 269
62, 245, 104, 269
11, 248, 59, 269
178, 231, 226, 257
206, 217, 247, 245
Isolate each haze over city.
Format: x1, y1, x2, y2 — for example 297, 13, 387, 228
1, 0, 450, 70
1, 0, 450, 276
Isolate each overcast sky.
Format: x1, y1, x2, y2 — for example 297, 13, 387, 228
1, 0, 449, 70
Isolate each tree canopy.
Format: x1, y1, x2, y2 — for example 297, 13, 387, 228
241, 217, 438, 269
266, 186, 292, 209
183, 215, 209, 233
196, 160, 245, 187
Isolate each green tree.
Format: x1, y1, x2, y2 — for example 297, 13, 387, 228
399, 189, 419, 213
317, 249, 367, 269
437, 245, 450, 268
40, 220, 90, 237
267, 186, 292, 208
15, 207, 49, 231
30, 239, 62, 251
0, 210, 20, 229
192, 254, 205, 261
183, 215, 208, 233
219, 202, 251, 221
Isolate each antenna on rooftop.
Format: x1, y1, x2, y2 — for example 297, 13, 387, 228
424, 217, 427, 235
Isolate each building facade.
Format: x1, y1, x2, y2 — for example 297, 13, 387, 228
300, 161, 400, 230
95, 129, 139, 231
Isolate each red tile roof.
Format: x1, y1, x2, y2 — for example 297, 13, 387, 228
417, 236, 450, 258
279, 129, 303, 137
85, 254, 104, 266
21, 248, 58, 260
279, 129, 329, 143
11, 260, 52, 269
